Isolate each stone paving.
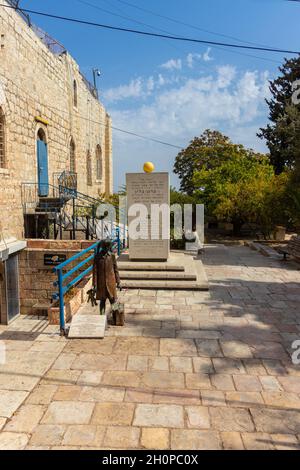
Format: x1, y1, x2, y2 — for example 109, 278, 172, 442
0, 245, 300, 450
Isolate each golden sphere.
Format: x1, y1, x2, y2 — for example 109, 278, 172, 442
143, 162, 155, 173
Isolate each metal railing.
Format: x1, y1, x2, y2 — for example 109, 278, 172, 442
52, 231, 121, 335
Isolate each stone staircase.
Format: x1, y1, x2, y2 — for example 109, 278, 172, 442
118, 252, 209, 291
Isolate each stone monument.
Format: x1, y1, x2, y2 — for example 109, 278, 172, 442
126, 166, 170, 261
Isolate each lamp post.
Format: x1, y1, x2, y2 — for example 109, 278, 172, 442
92, 68, 101, 98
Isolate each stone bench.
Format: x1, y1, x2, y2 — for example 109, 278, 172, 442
278, 235, 300, 261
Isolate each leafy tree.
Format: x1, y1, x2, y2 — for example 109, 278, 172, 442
174, 129, 262, 194
193, 152, 287, 236
258, 56, 300, 174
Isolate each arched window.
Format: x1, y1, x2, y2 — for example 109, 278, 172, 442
96, 144, 103, 180
37, 128, 47, 143
73, 80, 78, 108
86, 150, 92, 186
0, 107, 6, 168
70, 138, 76, 173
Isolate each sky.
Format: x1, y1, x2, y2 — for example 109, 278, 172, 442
18, 0, 300, 191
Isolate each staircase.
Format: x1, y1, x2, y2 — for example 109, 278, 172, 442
22, 175, 102, 240
118, 252, 209, 291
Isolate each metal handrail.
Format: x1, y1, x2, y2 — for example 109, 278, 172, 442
52, 230, 122, 335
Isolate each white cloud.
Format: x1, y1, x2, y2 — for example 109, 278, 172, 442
186, 49, 212, 68
103, 78, 144, 103
104, 62, 271, 190
203, 47, 213, 62
110, 67, 270, 143
160, 58, 182, 71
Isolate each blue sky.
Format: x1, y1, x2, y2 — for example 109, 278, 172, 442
20, 0, 300, 191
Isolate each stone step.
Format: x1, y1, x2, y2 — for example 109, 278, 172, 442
119, 263, 185, 272
120, 271, 197, 281
122, 279, 209, 291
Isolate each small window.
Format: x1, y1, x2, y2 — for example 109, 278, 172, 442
86, 150, 92, 186
0, 107, 5, 168
96, 144, 103, 180
70, 138, 76, 173
73, 80, 78, 108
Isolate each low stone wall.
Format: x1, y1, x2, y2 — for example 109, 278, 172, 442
19, 239, 95, 315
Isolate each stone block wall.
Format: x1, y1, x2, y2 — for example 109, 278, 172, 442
0, 1, 113, 241
19, 239, 95, 315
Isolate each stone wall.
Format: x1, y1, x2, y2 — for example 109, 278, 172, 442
0, 1, 113, 241
19, 239, 95, 315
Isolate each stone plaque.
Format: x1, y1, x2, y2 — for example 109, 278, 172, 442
127, 172, 170, 261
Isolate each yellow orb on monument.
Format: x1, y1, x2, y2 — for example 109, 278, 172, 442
143, 162, 155, 173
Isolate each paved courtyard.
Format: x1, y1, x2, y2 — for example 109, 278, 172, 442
0, 245, 300, 450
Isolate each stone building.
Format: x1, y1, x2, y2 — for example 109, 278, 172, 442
0, 2, 113, 324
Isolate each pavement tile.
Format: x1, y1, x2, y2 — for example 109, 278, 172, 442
92, 403, 134, 426
134, 404, 184, 428
186, 406, 210, 429
63, 425, 105, 447
141, 428, 169, 450
160, 338, 197, 357
0, 390, 28, 418
242, 433, 275, 450
211, 374, 235, 391
29, 425, 66, 446
221, 432, 244, 450
103, 426, 140, 449
233, 375, 262, 392
4, 404, 45, 433
209, 407, 255, 432
171, 430, 221, 450
0, 432, 29, 450
79, 386, 125, 403
185, 373, 212, 390
251, 408, 300, 434
271, 433, 300, 450
42, 401, 94, 425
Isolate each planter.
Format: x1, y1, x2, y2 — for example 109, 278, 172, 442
48, 277, 92, 325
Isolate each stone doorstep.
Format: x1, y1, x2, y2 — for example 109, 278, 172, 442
68, 314, 107, 339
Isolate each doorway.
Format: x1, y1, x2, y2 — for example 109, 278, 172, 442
5, 254, 20, 322
37, 128, 49, 197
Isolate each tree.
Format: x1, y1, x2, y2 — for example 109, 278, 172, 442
193, 152, 287, 236
258, 56, 300, 175
174, 129, 262, 194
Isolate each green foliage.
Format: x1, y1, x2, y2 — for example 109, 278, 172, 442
174, 129, 265, 195
192, 144, 288, 235
258, 56, 300, 174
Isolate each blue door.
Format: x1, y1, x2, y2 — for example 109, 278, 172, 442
37, 140, 49, 197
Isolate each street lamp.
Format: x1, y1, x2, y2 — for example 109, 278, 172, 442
93, 68, 101, 93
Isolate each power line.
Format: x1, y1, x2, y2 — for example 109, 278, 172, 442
113, 0, 274, 50
2, 3, 299, 54
78, 0, 280, 65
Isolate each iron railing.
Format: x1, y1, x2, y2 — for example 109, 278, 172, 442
53, 231, 121, 335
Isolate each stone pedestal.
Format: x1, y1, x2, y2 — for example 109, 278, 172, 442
126, 172, 170, 261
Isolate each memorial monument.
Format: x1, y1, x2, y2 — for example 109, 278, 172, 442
126, 164, 170, 261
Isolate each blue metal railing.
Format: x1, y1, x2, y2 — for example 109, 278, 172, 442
52, 230, 122, 335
